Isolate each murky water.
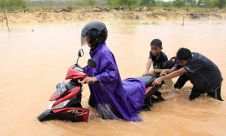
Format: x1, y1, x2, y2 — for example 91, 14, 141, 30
1, 20, 226, 136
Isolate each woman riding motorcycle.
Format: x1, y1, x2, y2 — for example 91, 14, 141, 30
81, 21, 146, 121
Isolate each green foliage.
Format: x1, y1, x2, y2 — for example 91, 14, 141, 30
0, 0, 26, 10
160, 2, 174, 7
70, 0, 96, 7
218, 0, 225, 8
139, 0, 156, 6
196, 0, 225, 8
82, 0, 96, 6
107, 0, 140, 8
197, 0, 210, 7
173, 0, 186, 7
0, 0, 225, 12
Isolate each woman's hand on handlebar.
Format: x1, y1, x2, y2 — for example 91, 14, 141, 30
80, 77, 98, 84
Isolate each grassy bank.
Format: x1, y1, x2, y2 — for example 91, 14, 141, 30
0, 0, 225, 26
0, 0, 225, 12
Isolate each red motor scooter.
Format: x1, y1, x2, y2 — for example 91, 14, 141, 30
38, 49, 90, 122
37, 49, 164, 122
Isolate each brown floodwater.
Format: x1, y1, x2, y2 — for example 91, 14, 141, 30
0, 20, 226, 136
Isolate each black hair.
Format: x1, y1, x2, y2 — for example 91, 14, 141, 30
176, 48, 192, 60
150, 39, 162, 49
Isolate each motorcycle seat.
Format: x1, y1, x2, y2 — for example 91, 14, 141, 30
136, 76, 156, 88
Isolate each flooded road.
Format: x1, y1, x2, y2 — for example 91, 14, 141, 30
0, 20, 226, 136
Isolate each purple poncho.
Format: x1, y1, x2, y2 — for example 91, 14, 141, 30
84, 43, 146, 121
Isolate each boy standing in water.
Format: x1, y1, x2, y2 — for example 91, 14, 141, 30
154, 48, 223, 101
143, 39, 168, 76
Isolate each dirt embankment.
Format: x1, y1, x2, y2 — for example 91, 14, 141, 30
1, 7, 226, 25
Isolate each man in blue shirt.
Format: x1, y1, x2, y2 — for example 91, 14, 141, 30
153, 48, 223, 101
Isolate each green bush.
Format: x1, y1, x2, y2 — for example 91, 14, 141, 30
197, 0, 216, 7
82, 0, 96, 6
0, 0, 225, 12
217, 0, 225, 8
173, 0, 186, 7
139, 0, 156, 6
67, 0, 96, 7
107, 0, 140, 8
161, 2, 174, 7
0, 0, 26, 10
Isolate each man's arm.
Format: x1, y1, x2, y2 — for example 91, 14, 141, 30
143, 59, 152, 76
153, 67, 187, 85
159, 66, 177, 76
151, 68, 170, 73
148, 68, 170, 75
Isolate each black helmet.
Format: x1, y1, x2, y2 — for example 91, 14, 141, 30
81, 21, 108, 48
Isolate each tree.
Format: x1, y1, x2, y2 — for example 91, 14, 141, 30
173, 0, 186, 7
140, 0, 149, 5
218, 0, 225, 9
140, 0, 156, 6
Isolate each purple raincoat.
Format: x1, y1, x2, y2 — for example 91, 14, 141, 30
84, 43, 146, 121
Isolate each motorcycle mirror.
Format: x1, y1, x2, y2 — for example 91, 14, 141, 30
78, 49, 84, 57
87, 59, 96, 68
76, 49, 84, 65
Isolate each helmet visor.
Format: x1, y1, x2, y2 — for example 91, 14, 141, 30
81, 35, 88, 46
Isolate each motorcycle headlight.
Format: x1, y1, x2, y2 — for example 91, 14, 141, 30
52, 100, 70, 110
56, 83, 67, 96
47, 101, 56, 110
73, 66, 84, 73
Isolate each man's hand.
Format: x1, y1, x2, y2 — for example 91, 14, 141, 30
160, 70, 167, 76
142, 71, 148, 76
153, 77, 163, 85
81, 77, 98, 84
148, 70, 155, 75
